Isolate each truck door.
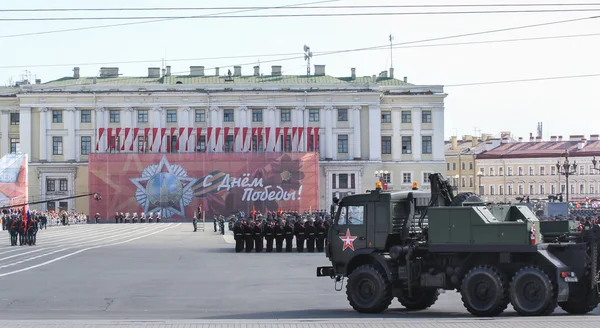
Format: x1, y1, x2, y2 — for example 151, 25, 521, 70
329, 203, 367, 269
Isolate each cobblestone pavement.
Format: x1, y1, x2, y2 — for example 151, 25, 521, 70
0, 223, 596, 327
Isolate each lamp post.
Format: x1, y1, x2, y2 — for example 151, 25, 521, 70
477, 171, 483, 195
374, 170, 389, 190
556, 150, 577, 203
454, 174, 460, 192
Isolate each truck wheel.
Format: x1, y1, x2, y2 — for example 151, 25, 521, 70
450, 192, 482, 207
460, 266, 509, 317
397, 288, 440, 310
346, 264, 392, 313
510, 267, 557, 316
558, 281, 599, 314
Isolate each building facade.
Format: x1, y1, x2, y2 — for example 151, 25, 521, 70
2, 64, 447, 214
476, 135, 600, 203
444, 135, 496, 194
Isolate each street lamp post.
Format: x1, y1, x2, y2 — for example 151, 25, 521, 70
477, 171, 483, 195
556, 150, 578, 203
374, 170, 389, 190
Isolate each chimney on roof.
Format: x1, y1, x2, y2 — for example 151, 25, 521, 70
578, 138, 587, 150
404, 76, 408, 83
451, 136, 458, 149
379, 71, 388, 78
501, 137, 510, 144
271, 65, 282, 76
35, 79, 41, 84
314, 65, 325, 76
472, 136, 478, 147
535, 136, 542, 142
189, 66, 204, 76
254, 66, 260, 76
99, 67, 119, 78
590, 134, 599, 141
389, 67, 394, 79
351, 68, 356, 79
215, 67, 220, 76
569, 135, 582, 141
518, 137, 523, 142
165, 66, 171, 76
529, 133, 534, 142
550, 136, 557, 142
73, 67, 80, 79
233, 66, 242, 76
148, 67, 160, 78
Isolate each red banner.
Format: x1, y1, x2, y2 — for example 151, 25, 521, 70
130, 128, 139, 151
96, 128, 105, 152
88, 153, 319, 221
306, 127, 313, 151
122, 128, 130, 151
242, 127, 249, 151
233, 128, 240, 152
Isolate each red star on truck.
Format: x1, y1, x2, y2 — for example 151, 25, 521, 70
340, 228, 358, 251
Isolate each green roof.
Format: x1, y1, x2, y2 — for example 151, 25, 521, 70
41, 75, 412, 87
0, 86, 18, 95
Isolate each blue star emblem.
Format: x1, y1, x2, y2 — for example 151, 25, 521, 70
130, 156, 198, 218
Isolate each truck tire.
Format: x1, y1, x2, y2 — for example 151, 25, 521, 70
460, 265, 509, 317
346, 264, 392, 313
450, 192, 482, 207
510, 266, 557, 316
397, 288, 440, 310
558, 281, 599, 314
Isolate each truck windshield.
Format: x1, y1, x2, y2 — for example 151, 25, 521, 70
336, 205, 365, 225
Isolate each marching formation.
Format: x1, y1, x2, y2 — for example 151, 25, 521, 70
2, 208, 43, 246
114, 212, 162, 223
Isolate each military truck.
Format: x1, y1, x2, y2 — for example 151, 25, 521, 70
316, 173, 600, 317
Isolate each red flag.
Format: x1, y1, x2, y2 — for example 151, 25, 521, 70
206, 127, 213, 151
159, 128, 166, 152
115, 128, 122, 151
106, 128, 113, 152
283, 127, 289, 152
258, 128, 264, 151
194, 128, 201, 152
142, 128, 150, 152
177, 128, 185, 151
222, 127, 230, 151
122, 128, 130, 151
96, 128, 105, 152
291, 127, 298, 151
306, 127, 312, 152
170, 128, 177, 152
297, 127, 304, 151
250, 128, 257, 151
242, 127, 249, 151
214, 127, 222, 151
313, 127, 320, 152
233, 127, 240, 152
150, 128, 158, 151
166, 128, 171, 153
274, 128, 282, 152
131, 128, 139, 151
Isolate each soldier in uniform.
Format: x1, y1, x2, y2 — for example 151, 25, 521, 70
305, 219, 317, 252
253, 219, 264, 252
219, 217, 225, 235
233, 220, 245, 253
26, 217, 38, 246
274, 219, 285, 252
213, 215, 218, 232
284, 218, 294, 252
18, 217, 26, 246
9, 217, 18, 246
315, 219, 326, 252
115, 212, 119, 224
120, 212, 124, 223
330, 197, 339, 218
244, 219, 254, 253
263, 219, 275, 252
294, 219, 306, 252
140, 213, 146, 223
192, 214, 198, 232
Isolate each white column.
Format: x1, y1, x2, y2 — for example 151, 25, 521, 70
432, 107, 445, 161
412, 107, 422, 161
65, 107, 76, 161
151, 106, 163, 152
294, 106, 304, 152
0, 109, 9, 156
392, 109, 401, 161
324, 106, 334, 160
75, 108, 81, 161
352, 105, 362, 160
18, 107, 32, 162
122, 107, 134, 152
94, 107, 105, 153
208, 106, 219, 152
368, 105, 381, 161
267, 107, 276, 152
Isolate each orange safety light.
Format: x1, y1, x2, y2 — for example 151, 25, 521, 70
412, 182, 419, 190
375, 181, 383, 189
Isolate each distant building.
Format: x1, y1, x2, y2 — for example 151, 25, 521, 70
476, 135, 600, 203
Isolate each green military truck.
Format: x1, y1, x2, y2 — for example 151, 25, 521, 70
317, 173, 600, 317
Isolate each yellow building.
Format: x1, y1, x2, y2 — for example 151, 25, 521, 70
444, 135, 497, 194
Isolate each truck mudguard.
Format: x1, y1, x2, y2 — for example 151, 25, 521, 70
537, 249, 570, 302
348, 248, 393, 281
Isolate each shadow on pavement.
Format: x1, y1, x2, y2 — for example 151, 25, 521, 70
201, 309, 483, 320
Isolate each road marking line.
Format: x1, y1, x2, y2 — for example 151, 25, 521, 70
0, 223, 180, 278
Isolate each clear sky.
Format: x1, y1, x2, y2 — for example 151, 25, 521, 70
0, 0, 598, 140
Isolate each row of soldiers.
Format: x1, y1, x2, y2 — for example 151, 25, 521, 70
4, 215, 39, 246
114, 212, 162, 223
232, 216, 331, 253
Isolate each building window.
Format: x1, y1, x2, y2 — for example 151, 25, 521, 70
422, 136, 432, 154
529, 167, 534, 176
339, 174, 349, 189
401, 111, 411, 123
490, 185, 495, 195
518, 184, 524, 195
196, 135, 206, 152
137, 136, 146, 152
498, 167, 504, 176
403, 173, 412, 184
518, 167, 523, 176
223, 109, 234, 122
224, 135, 234, 152
59, 179, 68, 192
381, 111, 391, 123
10, 113, 19, 125
401, 136, 412, 154
381, 136, 391, 154
590, 184, 595, 194
422, 110, 432, 123
81, 110, 91, 123
446, 163, 450, 170
461, 177, 466, 188
551, 184, 556, 194
10, 139, 19, 153
109, 110, 120, 123
251, 135, 264, 152
46, 179, 55, 192
529, 184, 534, 195
309, 109, 319, 122
195, 109, 205, 122
453, 163, 457, 170
167, 110, 177, 123
499, 185, 504, 195
381, 173, 391, 183
337, 135, 348, 153
423, 173, 431, 183
168, 136, 177, 153
580, 166, 585, 175
540, 184, 545, 195
309, 133, 320, 152
52, 136, 63, 155
580, 184, 585, 194
508, 184, 513, 195
490, 168, 495, 176
280, 109, 291, 122
251, 109, 263, 122
137, 110, 148, 123
461, 162, 466, 170
81, 136, 91, 155
480, 167, 485, 175
540, 167, 545, 176
507, 167, 513, 176
337, 108, 348, 121
469, 176, 473, 187
52, 110, 62, 123
551, 166, 556, 175
469, 162, 473, 170
280, 135, 292, 152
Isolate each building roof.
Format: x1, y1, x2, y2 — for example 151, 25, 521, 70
0, 87, 18, 96
40, 75, 413, 87
477, 139, 600, 159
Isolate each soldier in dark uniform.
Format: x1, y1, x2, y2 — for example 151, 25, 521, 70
305, 219, 317, 252
192, 214, 198, 232
284, 219, 294, 252
233, 220, 245, 253
9, 217, 18, 246
274, 219, 285, 252
213, 215, 218, 232
18, 217, 26, 246
253, 219, 264, 252
263, 219, 275, 252
294, 219, 306, 252
219, 217, 225, 235
26, 217, 38, 246
244, 219, 254, 253
315, 219, 326, 252
330, 197, 339, 218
